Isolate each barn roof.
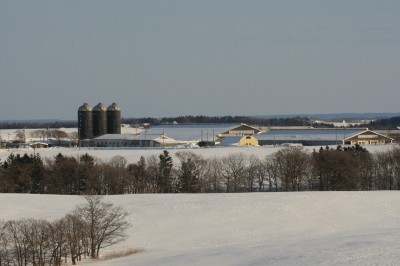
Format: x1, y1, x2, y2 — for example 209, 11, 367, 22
219, 136, 244, 145
344, 129, 395, 141
219, 124, 261, 135
255, 129, 365, 141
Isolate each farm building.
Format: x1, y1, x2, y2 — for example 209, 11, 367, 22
217, 124, 262, 137
81, 134, 189, 148
255, 128, 395, 146
343, 129, 395, 145
219, 135, 259, 146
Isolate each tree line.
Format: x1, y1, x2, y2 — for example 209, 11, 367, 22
0, 195, 130, 265
1, 145, 400, 194
2, 114, 400, 131
362, 115, 400, 129
0, 116, 314, 130
0, 121, 76, 130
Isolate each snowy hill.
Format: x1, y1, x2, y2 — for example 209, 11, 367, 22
1, 192, 400, 265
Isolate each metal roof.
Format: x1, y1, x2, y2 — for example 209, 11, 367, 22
107, 103, 121, 111
78, 103, 92, 112
144, 124, 235, 141
255, 129, 366, 141
93, 103, 106, 111
219, 136, 244, 145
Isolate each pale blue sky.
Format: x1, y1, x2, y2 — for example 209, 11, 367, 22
1, 0, 399, 120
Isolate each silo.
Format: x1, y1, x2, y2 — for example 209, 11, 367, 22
78, 103, 93, 140
107, 103, 121, 134
92, 103, 107, 137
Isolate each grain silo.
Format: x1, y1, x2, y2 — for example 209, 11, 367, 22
92, 103, 107, 137
107, 103, 121, 134
78, 103, 93, 140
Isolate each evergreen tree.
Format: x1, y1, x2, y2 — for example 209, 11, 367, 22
158, 150, 173, 193
179, 158, 200, 193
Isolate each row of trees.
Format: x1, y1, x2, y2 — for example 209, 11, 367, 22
1, 145, 400, 194
0, 195, 130, 265
0, 121, 76, 130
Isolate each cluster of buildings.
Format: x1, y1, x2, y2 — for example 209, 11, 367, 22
75, 103, 398, 148
76, 102, 396, 148
215, 124, 396, 146
1, 105, 396, 150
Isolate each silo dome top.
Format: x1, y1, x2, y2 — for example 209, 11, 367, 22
78, 103, 92, 112
107, 103, 121, 111
93, 103, 106, 111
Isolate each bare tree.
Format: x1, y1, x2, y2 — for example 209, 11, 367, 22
47, 218, 68, 266
105, 156, 129, 194
146, 155, 159, 193
243, 155, 259, 192
30, 130, 47, 141
221, 153, 246, 192
265, 156, 279, 191
76, 195, 130, 258
272, 147, 311, 191
205, 157, 223, 192
51, 130, 69, 145
64, 213, 87, 265
14, 129, 25, 143
252, 157, 268, 192
0, 220, 7, 266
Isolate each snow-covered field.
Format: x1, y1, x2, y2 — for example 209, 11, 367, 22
0, 144, 397, 164
2, 192, 400, 265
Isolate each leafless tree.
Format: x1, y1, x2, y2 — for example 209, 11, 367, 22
204, 157, 223, 192
75, 195, 130, 258
0, 220, 7, 266
272, 147, 311, 191
69, 131, 79, 142
265, 156, 280, 191
30, 130, 47, 141
14, 129, 25, 143
47, 218, 68, 266
220, 153, 246, 192
146, 155, 159, 193
105, 156, 129, 194
252, 157, 269, 192
51, 130, 69, 145
63, 212, 87, 265
244, 155, 259, 192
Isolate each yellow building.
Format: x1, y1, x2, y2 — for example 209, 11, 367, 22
219, 135, 259, 146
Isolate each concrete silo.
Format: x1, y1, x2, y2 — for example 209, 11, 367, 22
107, 103, 121, 134
78, 103, 93, 140
92, 103, 107, 137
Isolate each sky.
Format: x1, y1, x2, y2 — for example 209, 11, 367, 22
1, 0, 400, 120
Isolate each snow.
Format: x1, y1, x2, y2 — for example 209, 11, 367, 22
2, 192, 400, 265
0, 144, 398, 165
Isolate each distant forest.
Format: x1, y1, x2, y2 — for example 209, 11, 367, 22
362, 116, 400, 129
0, 115, 399, 130
0, 116, 330, 129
